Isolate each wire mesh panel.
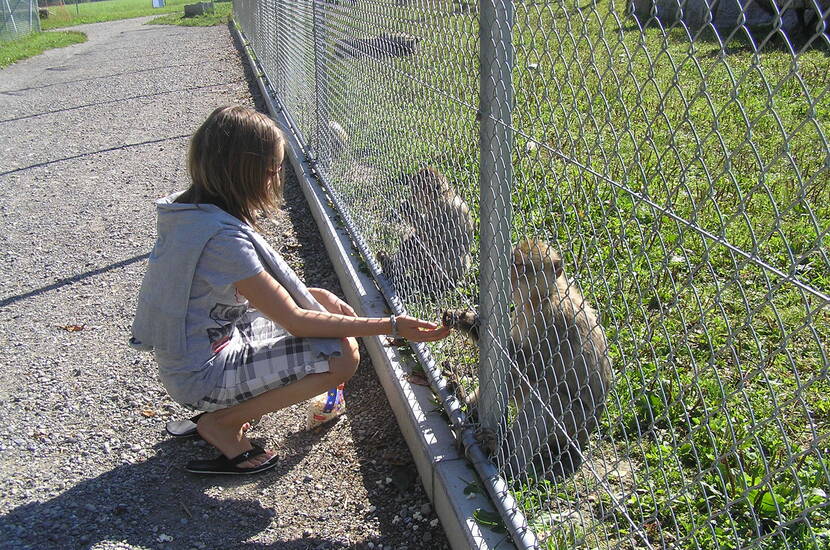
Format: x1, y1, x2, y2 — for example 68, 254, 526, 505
485, 0, 830, 547
235, 0, 829, 548
1, 0, 40, 42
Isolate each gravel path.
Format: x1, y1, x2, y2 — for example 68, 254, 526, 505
0, 18, 450, 549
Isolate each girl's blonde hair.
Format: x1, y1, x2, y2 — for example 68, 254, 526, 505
184, 105, 285, 225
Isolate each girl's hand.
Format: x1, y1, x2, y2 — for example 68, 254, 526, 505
395, 315, 451, 342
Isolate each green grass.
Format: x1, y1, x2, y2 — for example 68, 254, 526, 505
0, 30, 86, 68
306, 1, 829, 548
147, 2, 231, 26
39, 0, 228, 30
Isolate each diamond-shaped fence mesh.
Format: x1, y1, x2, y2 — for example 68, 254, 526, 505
1, 0, 40, 42
235, 0, 829, 547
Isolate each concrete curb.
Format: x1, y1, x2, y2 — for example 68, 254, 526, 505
232, 24, 514, 550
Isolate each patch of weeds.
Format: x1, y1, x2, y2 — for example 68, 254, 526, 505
473, 507, 508, 534
0, 31, 86, 68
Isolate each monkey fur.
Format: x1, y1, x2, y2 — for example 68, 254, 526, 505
379, 167, 474, 299
443, 238, 612, 478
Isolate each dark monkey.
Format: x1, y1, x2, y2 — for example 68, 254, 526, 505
379, 167, 474, 299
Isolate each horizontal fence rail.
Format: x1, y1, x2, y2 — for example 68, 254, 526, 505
234, 0, 830, 548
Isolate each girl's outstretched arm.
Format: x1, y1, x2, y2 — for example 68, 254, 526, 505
236, 271, 450, 342
307, 287, 356, 317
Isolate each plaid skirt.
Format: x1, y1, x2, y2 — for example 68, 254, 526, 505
190, 311, 332, 411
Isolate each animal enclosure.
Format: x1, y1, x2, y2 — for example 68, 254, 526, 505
0, 0, 40, 42
233, 0, 829, 548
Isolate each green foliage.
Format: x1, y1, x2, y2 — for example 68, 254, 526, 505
0, 31, 86, 68
618, 442, 830, 549
473, 507, 508, 533
498, 4, 828, 546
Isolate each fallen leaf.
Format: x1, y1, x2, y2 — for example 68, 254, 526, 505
382, 450, 410, 466
58, 324, 85, 332
463, 480, 483, 496
405, 373, 430, 387
140, 409, 157, 418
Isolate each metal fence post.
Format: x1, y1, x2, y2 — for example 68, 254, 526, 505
477, 0, 515, 440
312, 0, 328, 162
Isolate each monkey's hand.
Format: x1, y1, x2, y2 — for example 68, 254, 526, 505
442, 309, 480, 342
474, 427, 499, 456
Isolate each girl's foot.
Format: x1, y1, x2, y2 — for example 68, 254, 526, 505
196, 412, 275, 469
166, 414, 259, 438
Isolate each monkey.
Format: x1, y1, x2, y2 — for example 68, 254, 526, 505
442, 238, 612, 479
378, 167, 474, 300
333, 33, 419, 59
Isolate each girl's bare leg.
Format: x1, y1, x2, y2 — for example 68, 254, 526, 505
197, 335, 360, 468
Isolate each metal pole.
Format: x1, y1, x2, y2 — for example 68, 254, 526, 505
274, 0, 283, 97
5, 0, 18, 35
477, 3, 543, 547
477, 0, 515, 440
312, 0, 329, 163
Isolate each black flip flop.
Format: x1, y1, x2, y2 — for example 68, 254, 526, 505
165, 413, 205, 438
185, 445, 279, 475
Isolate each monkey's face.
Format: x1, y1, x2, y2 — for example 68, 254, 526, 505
410, 167, 449, 198
512, 239, 564, 305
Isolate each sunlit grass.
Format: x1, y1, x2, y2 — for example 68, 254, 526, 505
0, 30, 86, 68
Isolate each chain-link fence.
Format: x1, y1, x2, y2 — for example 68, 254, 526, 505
1, 0, 40, 42
234, 0, 830, 547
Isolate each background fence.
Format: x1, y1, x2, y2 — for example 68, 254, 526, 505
234, 0, 830, 548
1, 0, 40, 42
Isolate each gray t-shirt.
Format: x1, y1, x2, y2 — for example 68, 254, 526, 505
155, 228, 264, 404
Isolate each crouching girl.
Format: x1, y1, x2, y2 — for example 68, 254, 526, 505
131, 105, 449, 474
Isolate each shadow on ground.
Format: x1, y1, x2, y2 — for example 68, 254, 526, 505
0, 422, 368, 549
0, 440, 274, 548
